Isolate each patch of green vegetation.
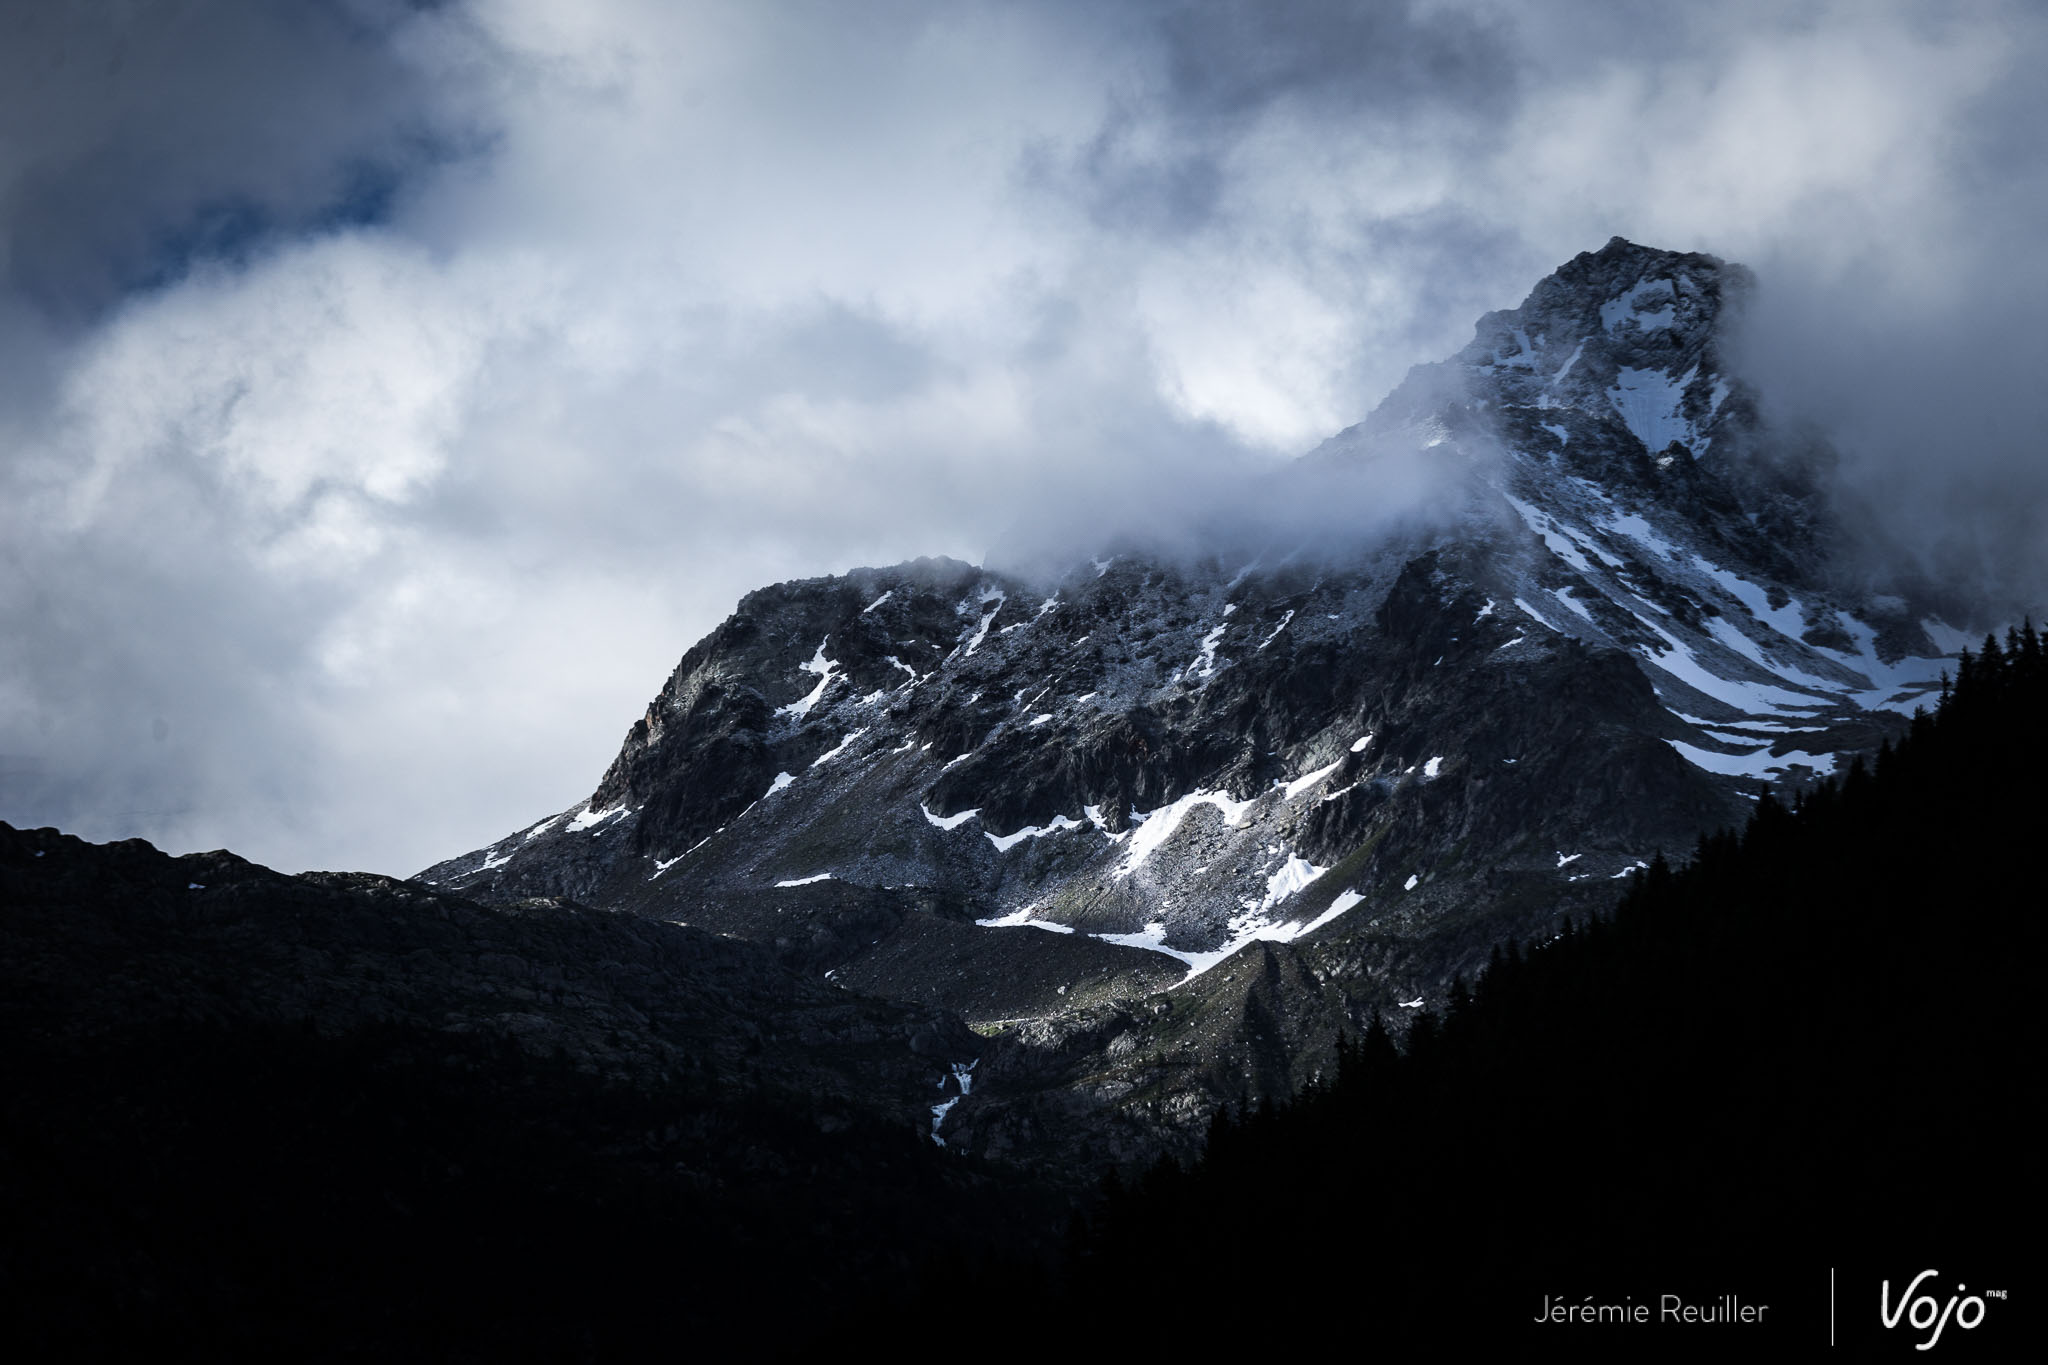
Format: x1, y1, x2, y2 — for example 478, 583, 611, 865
779, 801, 903, 863
1289, 822, 1392, 920
1141, 988, 1219, 1049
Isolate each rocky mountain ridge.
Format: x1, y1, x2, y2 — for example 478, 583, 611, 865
3, 820, 978, 1126
1, 819, 1058, 1356
420, 238, 1973, 1164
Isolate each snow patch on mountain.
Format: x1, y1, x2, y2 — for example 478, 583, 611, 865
1609, 365, 1695, 454
986, 814, 1087, 852
1505, 493, 1600, 576
956, 586, 1006, 660
1631, 614, 1824, 714
1248, 852, 1325, 914
811, 727, 869, 766
777, 640, 841, 719
1599, 510, 1684, 561
921, 803, 979, 831
567, 804, 627, 833
1697, 559, 1806, 639
1514, 596, 1565, 634
1116, 790, 1258, 877
1600, 277, 1678, 333
1820, 616, 1951, 713
1187, 624, 1229, 680
977, 906, 1076, 934
1280, 760, 1343, 799
1667, 739, 1837, 779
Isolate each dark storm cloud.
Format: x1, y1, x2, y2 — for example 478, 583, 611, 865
1737, 239, 2048, 619
1151, 0, 1518, 120
1716, 2, 2048, 618
1055, 0, 1517, 237
0, 0, 477, 322
3, 0, 2045, 875
0, 0, 495, 871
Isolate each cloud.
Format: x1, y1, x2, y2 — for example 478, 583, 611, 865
3, 0, 2045, 873
0, 0, 478, 320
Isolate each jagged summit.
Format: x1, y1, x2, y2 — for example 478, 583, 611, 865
416, 241, 1975, 1165
1465, 236, 1748, 457
1332, 234, 1840, 609
1359, 236, 1753, 474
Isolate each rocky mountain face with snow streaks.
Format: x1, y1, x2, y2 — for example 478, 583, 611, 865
421, 239, 1968, 1165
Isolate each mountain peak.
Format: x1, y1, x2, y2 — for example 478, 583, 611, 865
417, 238, 1966, 1165
1354, 238, 1753, 475
1460, 239, 1747, 407
1517, 236, 1748, 346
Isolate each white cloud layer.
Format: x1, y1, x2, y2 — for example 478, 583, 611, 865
3, 0, 2045, 873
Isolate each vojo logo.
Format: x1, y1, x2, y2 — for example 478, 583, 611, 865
1880, 1271, 2002, 1350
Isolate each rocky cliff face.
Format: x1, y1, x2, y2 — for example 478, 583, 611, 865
419, 238, 1971, 1165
